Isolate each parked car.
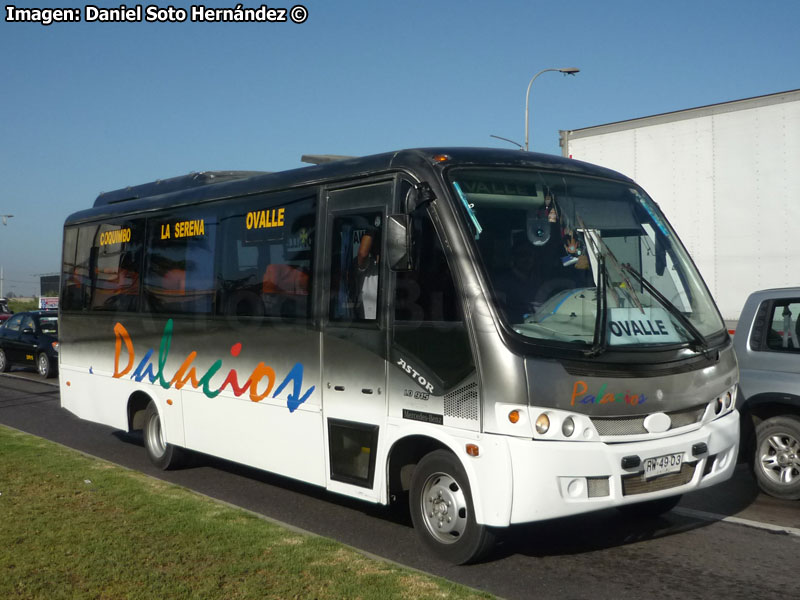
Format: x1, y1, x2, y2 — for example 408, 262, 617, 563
0, 297, 12, 322
0, 310, 59, 378
734, 288, 800, 500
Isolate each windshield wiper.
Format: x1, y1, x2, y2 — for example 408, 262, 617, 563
452, 181, 482, 240
585, 254, 609, 357
620, 264, 710, 354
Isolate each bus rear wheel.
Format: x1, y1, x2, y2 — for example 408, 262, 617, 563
409, 450, 495, 564
143, 401, 185, 470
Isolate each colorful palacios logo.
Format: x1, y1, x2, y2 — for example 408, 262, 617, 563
570, 380, 647, 406
112, 319, 314, 412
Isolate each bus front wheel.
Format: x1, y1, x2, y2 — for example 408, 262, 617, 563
409, 450, 495, 564
143, 402, 185, 470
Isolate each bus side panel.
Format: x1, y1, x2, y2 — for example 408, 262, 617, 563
59, 313, 132, 430
60, 365, 129, 431
182, 388, 324, 485
59, 312, 326, 486
176, 322, 325, 486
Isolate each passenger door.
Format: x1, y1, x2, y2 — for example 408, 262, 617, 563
322, 180, 393, 499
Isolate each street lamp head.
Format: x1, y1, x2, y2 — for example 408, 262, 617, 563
1, 215, 13, 226
524, 67, 580, 151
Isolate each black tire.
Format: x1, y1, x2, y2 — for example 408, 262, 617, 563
143, 401, 186, 470
409, 450, 496, 564
0, 349, 8, 373
37, 353, 54, 378
617, 494, 682, 518
753, 415, 800, 500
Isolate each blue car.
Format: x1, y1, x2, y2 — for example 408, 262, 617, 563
0, 310, 59, 378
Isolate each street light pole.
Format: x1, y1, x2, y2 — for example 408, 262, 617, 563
524, 67, 579, 151
1, 215, 14, 299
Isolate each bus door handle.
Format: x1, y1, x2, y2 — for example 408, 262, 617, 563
333, 385, 345, 392
361, 388, 373, 395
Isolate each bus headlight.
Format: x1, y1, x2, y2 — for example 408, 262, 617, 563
562, 417, 575, 437
535, 413, 550, 435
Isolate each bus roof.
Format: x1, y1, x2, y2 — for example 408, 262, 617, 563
94, 171, 270, 207
67, 148, 630, 226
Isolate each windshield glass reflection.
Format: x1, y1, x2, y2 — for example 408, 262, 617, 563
448, 168, 725, 348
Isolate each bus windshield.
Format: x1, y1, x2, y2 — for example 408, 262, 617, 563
448, 168, 725, 349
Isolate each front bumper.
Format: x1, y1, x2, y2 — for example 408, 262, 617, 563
505, 410, 739, 524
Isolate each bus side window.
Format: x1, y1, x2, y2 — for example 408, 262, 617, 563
61, 227, 81, 311
393, 210, 474, 390
217, 195, 315, 320
87, 220, 143, 312
62, 224, 101, 312
144, 211, 217, 315
329, 212, 382, 323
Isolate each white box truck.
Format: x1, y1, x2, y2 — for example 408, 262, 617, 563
560, 89, 800, 324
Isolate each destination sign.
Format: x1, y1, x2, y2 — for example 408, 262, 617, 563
160, 219, 205, 240
606, 307, 680, 345
99, 227, 131, 246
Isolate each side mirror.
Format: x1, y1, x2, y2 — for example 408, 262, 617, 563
22, 327, 34, 335
387, 214, 413, 272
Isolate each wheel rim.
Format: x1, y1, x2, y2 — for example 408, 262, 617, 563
758, 431, 800, 486
0, 350, 6, 371
37, 354, 48, 376
145, 410, 167, 458
419, 471, 469, 544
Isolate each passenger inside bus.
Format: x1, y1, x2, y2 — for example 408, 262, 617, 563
262, 263, 310, 317
355, 220, 380, 320
102, 252, 140, 311
330, 213, 382, 322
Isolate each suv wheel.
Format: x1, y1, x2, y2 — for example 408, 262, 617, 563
753, 415, 800, 500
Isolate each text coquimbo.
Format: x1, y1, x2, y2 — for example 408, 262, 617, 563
4, 4, 309, 26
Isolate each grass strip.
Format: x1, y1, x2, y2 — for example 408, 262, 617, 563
0, 426, 493, 600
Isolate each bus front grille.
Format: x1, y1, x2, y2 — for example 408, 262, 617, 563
591, 405, 706, 436
621, 462, 697, 496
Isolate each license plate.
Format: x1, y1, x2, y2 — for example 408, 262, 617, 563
643, 452, 683, 479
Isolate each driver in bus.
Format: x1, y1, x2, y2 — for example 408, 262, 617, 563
495, 239, 540, 323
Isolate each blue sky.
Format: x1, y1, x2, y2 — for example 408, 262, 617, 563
1, 0, 798, 295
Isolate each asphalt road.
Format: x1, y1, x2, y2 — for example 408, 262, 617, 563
2, 371, 798, 599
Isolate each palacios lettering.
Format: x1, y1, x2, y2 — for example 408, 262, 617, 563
570, 380, 647, 406
112, 319, 314, 412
